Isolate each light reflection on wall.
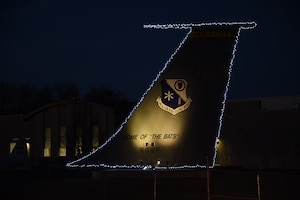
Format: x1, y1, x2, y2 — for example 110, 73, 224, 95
126, 98, 188, 149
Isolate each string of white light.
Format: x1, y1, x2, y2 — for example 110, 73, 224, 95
143, 22, 256, 30
66, 22, 256, 170
212, 23, 256, 167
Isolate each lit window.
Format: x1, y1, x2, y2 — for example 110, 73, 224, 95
9, 138, 17, 154
59, 127, 67, 156
75, 127, 82, 156
44, 128, 51, 157
26, 141, 30, 157
10, 137, 30, 157
92, 126, 99, 151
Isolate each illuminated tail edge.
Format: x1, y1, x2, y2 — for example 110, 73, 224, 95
66, 22, 257, 169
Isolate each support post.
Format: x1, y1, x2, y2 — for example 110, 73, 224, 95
153, 172, 157, 200
257, 170, 261, 200
206, 156, 211, 200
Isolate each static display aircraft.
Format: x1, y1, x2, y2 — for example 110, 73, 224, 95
66, 22, 256, 170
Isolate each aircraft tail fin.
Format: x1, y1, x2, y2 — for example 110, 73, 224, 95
66, 22, 256, 170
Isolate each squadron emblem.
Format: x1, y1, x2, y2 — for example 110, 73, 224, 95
157, 79, 192, 115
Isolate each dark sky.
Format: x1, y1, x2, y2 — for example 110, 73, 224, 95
1, 0, 299, 101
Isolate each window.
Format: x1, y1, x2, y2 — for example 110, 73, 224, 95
10, 139, 17, 154
59, 127, 67, 156
75, 127, 82, 156
92, 125, 99, 151
10, 137, 30, 157
44, 128, 51, 157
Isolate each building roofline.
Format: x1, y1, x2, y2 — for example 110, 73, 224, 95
227, 95, 300, 103
25, 100, 113, 119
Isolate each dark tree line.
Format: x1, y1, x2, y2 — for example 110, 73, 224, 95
0, 81, 134, 122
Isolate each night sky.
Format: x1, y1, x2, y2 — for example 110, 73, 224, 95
1, 0, 299, 101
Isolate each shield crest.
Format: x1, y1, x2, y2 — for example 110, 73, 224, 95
156, 79, 192, 115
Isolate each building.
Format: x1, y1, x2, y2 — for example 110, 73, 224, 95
0, 100, 115, 168
1, 96, 299, 170
216, 95, 300, 169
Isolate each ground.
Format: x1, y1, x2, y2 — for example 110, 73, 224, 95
1, 166, 299, 200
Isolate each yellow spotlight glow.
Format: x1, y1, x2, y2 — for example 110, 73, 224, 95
126, 100, 188, 149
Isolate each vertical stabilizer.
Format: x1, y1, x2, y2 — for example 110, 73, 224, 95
66, 22, 256, 170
